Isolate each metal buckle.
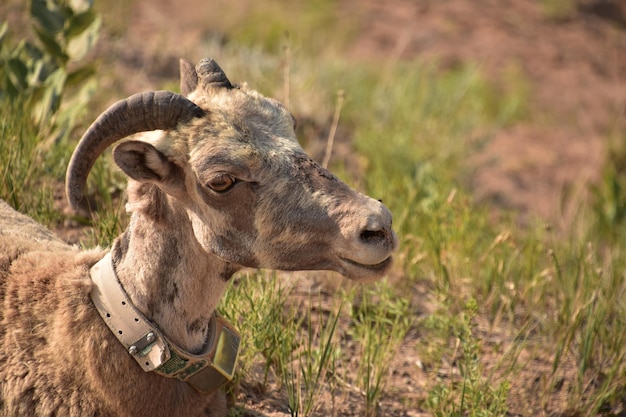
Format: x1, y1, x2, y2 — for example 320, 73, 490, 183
155, 315, 241, 395
211, 319, 240, 380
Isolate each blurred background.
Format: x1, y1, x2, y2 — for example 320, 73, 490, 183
56, 0, 626, 226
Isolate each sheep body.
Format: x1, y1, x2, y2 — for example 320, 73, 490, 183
0, 199, 70, 252
0, 201, 226, 417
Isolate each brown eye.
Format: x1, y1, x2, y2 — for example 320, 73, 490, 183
206, 174, 237, 193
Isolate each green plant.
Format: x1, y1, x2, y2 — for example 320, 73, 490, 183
343, 280, 412, 416
278, 297, 342, 417
538, 0, 579, 20
0, 0, 100, 144
0, 98, 59, 223
219, 271, 291, 385
425, 299, 510, 417
0, 0, 100, 222
591, 131, 626, 243
545, 244, 626, 415
216, 0, 356, 56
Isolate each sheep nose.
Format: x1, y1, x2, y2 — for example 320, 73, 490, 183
360, 220, 389, 244
358, 202, 397, 250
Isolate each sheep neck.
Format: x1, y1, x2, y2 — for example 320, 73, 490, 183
110, 202, 237, 355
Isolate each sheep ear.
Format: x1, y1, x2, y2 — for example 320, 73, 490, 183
113, 141, 180, 185
180, 58, 198, 96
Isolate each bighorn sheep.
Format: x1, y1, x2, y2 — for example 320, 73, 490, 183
0, 58, 397, 417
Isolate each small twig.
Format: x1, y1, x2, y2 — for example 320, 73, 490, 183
322, 90, 345, 169
282, 32, 291, 109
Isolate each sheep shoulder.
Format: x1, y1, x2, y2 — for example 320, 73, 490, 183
0, 201, 227, 417
0, 220, 105, 416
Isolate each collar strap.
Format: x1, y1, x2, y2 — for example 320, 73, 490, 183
89, 252, 240, 395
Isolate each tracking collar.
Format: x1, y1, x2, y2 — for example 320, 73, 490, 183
89, 252, 240, 395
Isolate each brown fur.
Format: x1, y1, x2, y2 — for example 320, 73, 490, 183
0, 207, 227, 417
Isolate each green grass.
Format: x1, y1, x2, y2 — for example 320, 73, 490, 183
191, 0, 358, 56
0, 98, 61, 225
538, 0, 579, 20
342, 57, 626, 415
425, 299, 511, 417
278, 295, 342, 417
344, 281, 412, 416
3, 1, 626, 415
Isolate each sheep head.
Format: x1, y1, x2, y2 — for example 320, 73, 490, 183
66, 58, 397, 282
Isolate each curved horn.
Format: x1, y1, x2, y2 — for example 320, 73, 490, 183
196, 58, 233, 91
65, 90, 205, 211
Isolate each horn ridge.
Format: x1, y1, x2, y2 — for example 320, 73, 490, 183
65, 90, 205, 211
196, 58, 233, 90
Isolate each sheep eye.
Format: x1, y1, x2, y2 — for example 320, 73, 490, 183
206, 174, 237, 193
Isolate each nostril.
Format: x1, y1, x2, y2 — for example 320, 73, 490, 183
360, 229, 386, 244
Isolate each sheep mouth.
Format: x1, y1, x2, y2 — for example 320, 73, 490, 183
340, 256, 393, 272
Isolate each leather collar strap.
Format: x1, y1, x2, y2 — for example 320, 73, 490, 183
89, 252, 240, 395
